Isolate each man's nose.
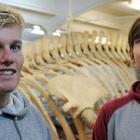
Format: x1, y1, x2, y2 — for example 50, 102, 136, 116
0, 47, 13, 63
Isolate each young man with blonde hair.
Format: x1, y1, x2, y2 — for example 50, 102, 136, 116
0, 5, 51, 140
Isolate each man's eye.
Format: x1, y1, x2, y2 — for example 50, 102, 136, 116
10, 45, 21, 52
0, 46, 3, 51
134, 37, 140, 43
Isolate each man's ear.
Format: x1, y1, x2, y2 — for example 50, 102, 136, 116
130, 51, 135, 64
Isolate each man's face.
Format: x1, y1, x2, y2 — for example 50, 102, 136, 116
0, 25, 23, 94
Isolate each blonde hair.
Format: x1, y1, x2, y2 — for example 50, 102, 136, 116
0, 4, 24, 31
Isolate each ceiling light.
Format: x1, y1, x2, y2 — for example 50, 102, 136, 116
52, 29, 62, 36
128, 0, 140, 10
31, 25, 45, 35
52, 32, 61, 36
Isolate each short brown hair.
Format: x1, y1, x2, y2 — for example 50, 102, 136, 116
128, 17, 140, 58
0, 4, 24, 31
